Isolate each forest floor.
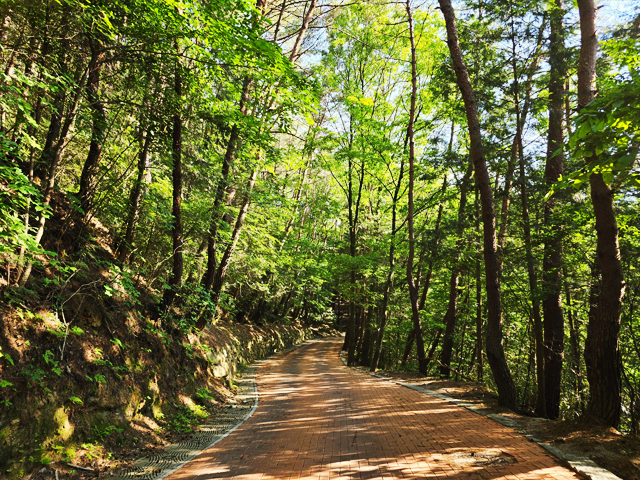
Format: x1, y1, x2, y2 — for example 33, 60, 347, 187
368, 369, 640, 480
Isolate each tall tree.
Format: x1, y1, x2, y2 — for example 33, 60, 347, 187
542, 0, 566, 420
77, 37, 107, 216
437, 0, 517, 409
405, 0, 428, 375
439, 158, 473, 377
159, 52, 184, 311
577, 0, 625, 427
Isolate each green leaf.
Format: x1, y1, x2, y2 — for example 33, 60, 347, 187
618, 155, 635, 167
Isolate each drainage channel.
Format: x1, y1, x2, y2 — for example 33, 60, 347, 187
108, 367, 258, 480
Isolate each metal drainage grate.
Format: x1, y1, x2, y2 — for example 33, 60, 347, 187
108, 367, 257, 480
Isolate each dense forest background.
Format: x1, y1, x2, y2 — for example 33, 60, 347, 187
1, 0, 640, 456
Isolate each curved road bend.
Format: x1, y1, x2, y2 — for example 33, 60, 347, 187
168, 337, 579, 480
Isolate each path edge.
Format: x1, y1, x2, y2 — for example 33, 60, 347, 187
108, 336, 327, 480
152, 337, 324, 480
152, 372, 259, 480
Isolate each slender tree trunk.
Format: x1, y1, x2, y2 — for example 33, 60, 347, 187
118, 131, 151, 263
401, 328, 416, 368
347, 155, 365, 366
437, 0, 517, 409
577, 0, 624, 427
202, 78, 253, 290
160, 59, 184, 311
564, 265, 585, 411
454, 281, 471, 373
18, 62, 88, 286
509, 31, 545, 415
359, 305, 373, 367
542, 0, 566, 420
210, 168, 259, 308
496, 22, 544, 275
371, 159, 405, 372
77, 39, 106, 216
401, 172, 448, 367
518, 127, 545, 417
440, 160, 473, 377
475, 184, 484, 382
202, 0, 316, 291
203, 123, 240, 290
405, 1, 427, 375
427, 330, 442, 362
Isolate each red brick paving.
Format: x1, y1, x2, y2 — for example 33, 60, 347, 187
168, 338, 580, 480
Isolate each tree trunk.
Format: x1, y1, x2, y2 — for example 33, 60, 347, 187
371, 157, 405, 372
437, 0, 517, 409
160, 60, 184, 311
511, 45, 545, 414
202, 0, 316, 291
577, 0, 624, 427
202, 78, 252, 290
202, 123, 240, 290
210, 168, 259, 308
440, 159, 473, 377
400, 172, 448, 367
405, 1, 427, 375
118, 131, 151, 263
359, 305, 373, 367
77, 39, 106, 216
542, 0, 566, 420
518, 134, 545, 416
475, 191, 484, 382
496, 20, 545, 275
18, 62, 88, 286
564, 265, 585, 411
346, 132, 366, 365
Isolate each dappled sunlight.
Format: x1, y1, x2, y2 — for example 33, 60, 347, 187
168, 338, 580, 480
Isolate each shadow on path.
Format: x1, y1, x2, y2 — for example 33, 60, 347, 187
168, 338, 580, 480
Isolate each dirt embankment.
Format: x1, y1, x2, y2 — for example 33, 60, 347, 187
0, 291, 327, 480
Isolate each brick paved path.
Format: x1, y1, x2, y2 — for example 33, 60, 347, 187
169, 338, 579, 480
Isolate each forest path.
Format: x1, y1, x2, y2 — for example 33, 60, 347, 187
167, 337, 579, 480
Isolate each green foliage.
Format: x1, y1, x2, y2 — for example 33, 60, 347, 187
162, 284, 217, 333
0, 347, 15, 366
62, 446, 76, 462
105, 266, 141, 307
21, 364, 46, 385
195, 387, 215, 402
110, 338, 127, 350
165, 404, 209, 434
0, 159, 46, 259
550, 36, 640, 195
80, 443, 101, 461
0, 379, 13, 407
91, 424, 124, 442
70, 326, 84, 336
43, 350, 62, 376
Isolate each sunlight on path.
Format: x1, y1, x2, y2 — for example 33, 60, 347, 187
167, 338, 580, 479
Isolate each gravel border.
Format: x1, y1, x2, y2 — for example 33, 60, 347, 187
339, 354, 622, 480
